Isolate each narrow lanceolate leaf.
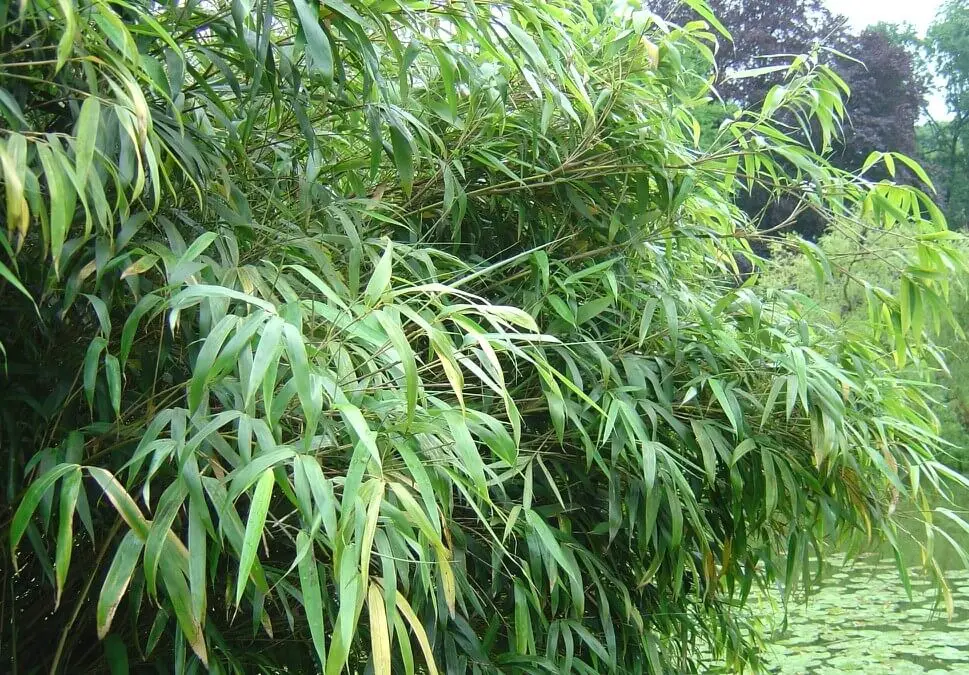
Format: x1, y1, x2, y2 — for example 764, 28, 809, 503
247, 316, 284, 406
37, 142, 77, 272
159, 550, 208, 665
235, 469, 274, 606
10, 463, 79, 558
395, 591, 440, 675
375, 310, 418, 425
104, 353, 122, 418
0, 134, 30, 245
187, 495, 207, 621
0, 259, 34, 305
103, 634, 128, 675
360, 482, 383, 578
120, 254, 159, 279
54, 468, 82, 608
292, 0, 333, 82
282, 323, 314, 424
336, 403, 381, 467
525, 509, 582, 593
389, 126, 414, 196
188, 314, 238, 411
297, 531, 327, 667
368, 582, 392, 675
365, 240, 393, 305
325, 554, 360, 675
97, 531, 145, 638
87, 467, 149, 539
74, 97, 100, 187
437, 546, 456, 617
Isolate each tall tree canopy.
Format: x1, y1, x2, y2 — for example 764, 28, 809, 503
920, 0, 969, 227
834, 28, 926, 172
0, 0, 965, 673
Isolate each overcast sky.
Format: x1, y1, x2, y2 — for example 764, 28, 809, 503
826, 0, 949, 119
827, 0, 944, 33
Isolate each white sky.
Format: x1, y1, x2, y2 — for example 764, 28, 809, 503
826, 0, 944, 34
825, 0, 950, 119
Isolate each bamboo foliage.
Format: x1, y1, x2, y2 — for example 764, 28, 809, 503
1, 0, 966, 672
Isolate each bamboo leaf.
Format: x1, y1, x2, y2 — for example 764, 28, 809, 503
365, 240, 394, 306
395, 591, 440, 675
297, 530, 327, 667
292, 0, 333, 82
54, 468, 82, 608
97, 531, 145, 638
10, 464, 79, 558
235, 469, 274, 606
87, 467, 150, 539
336, 403, 381, 467
74, 97, 100, 185
368, 582, 392, 675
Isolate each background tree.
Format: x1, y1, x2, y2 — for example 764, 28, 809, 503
648, 0, 845, 105
920, 0, 969, 228
834, 28, 926, 173
649, 0, 928, 240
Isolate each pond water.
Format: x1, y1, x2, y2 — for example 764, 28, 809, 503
755, 556, 969, 674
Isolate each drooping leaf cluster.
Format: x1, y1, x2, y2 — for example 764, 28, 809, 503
0, 0, 965, 673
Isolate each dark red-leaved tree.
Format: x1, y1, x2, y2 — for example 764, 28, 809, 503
649, 1, 927, 238
649, 0, 847, 105
834, 28, 926, 173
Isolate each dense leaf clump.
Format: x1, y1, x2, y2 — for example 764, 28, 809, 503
0, 0, 965, 672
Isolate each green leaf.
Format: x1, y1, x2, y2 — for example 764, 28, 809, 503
525, 509, 582, 594
83, 337, 108, 410
159, 546, 208, 665
575, 296, 612, 326
104, 633, 129, 675
189, 314, 238, 411
282, 322, 314, 428
235, 469, 274, 606
10, 463, 79, 558
336, 403, 381, 467
120, 294, 162, 368
365, 240, 393, 305
54, 467, 82, 608
395, 591, 440, 675
360, 481, 383, 578
692, 420, 718, 485
708, 378, 740, 434
74, 97, 100, 187
730, 438, 757, 466
292, 0, 333, 82
87, 467, 150, 539
297, 530, 327, 667
120, 254, 160, 279
368, 582, 392, 675
0, 258, 34, 308
37, 142, 76, 272
187, 495, 207, 621
389, 126, 414, 196
104, 353, 122, 418
247, 316, 284, 407
375, 309, 418, 425
97, 530, 145, 638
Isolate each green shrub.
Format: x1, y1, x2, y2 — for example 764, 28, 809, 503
0, 1, 966, 672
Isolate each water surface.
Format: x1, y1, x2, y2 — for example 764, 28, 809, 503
759, 557, 969, 674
